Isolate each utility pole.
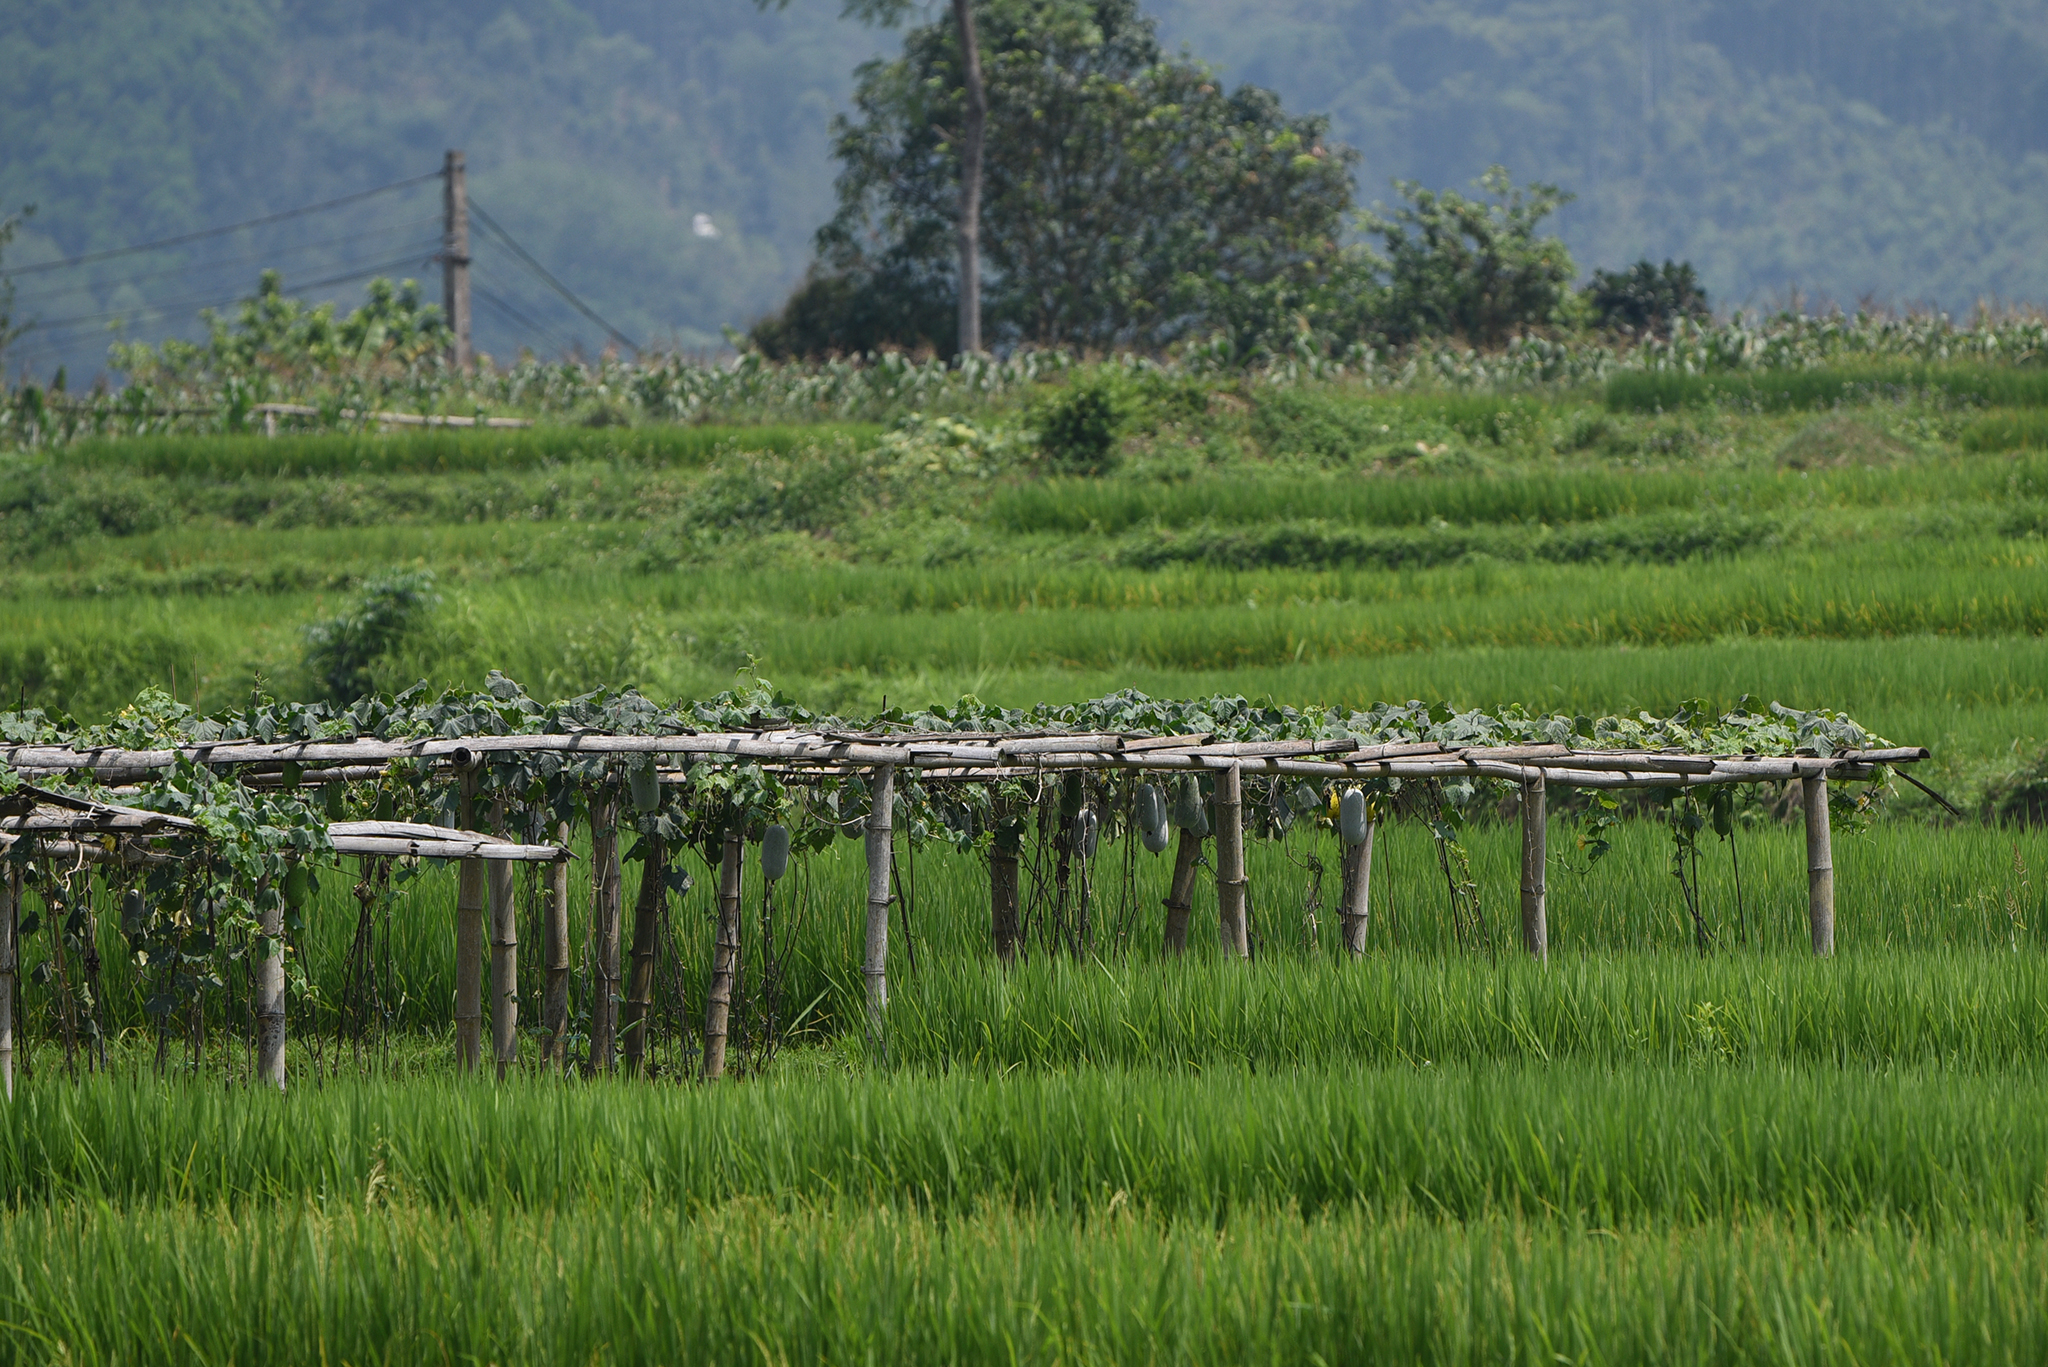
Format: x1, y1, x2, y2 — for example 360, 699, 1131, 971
442, 149, 472, 370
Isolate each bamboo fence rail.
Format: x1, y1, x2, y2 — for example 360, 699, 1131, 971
0, 729, 1930, 1095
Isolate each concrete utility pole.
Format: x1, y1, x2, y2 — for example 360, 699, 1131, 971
442, 149, 472, 370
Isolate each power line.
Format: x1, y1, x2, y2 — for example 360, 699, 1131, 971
468, 198, 641, 353
8, 215, 443, 307
472, 277, 576, 356
1, 172, 440, 280
19, 247, 440, 337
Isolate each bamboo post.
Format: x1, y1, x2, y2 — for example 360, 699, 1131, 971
1, 867, 16, 1100
588, 795, 623, 1073
862, 765, 896, 1030
1803, 772, 1835, 956
1162, 827, 1203, 954
621, 836, 667, 1075
542, 820, 571, 1071
453, 770, 484, 1071
1339, 818, 1375, 957
1519, 773, 1548, 961
702, 829, 744, 1080
488, 855, 518, 1079
990, 832, 1020, 964
255, 871, 287, 1090
1215, 764, 1249, 958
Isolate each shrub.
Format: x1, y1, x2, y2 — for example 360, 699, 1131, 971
1584, 259, 1711, 336
303, 570, 441, 702
1035, 379, 1124, 475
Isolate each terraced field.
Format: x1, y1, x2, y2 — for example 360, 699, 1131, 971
3, 369, 2046, 1364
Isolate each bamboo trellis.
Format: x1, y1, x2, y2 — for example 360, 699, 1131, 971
0, 729, 1931, 1096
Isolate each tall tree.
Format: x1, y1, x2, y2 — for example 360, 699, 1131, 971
759, 0, 1358, 355
757, 0, 988, 353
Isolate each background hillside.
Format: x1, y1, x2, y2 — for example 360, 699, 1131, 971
6, 0, 2046, 377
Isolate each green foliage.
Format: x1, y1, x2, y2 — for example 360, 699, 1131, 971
1584, 259, 1712, 337
109, 271, 449, 431
1033, 376, 1124, 474
5, 1200, 2048, 1367
1113, 510, 1781, 572
1606, 362, 2048, 414
302, 570, 441, 702
11, 1057, 2048, 1220
1962, 409, 2048, 452
1361, 167, 1577, 347
769, 0, 1358, 355
50, 422, 882, 477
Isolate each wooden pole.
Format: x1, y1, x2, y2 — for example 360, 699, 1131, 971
1214, 765, 1249, 958
441, 149, 472, 370
951, 0, 985, 354
863, 765, 896, 1032
702, 829, 743, 1080
1, 866, 16, 1100
588, 795, 623, 1073
542, 820, 571, 1071
453, 770, 483, 1072
1803, 772, 1834, 956
1519, 773, 1548, 961
1339, 819, 1375, 957
255, 871, 287, 1090
488, 855, 518, 1079
990, 833, 1020, 964
621, 837, 668, 1075
1161, 828, 1203, 955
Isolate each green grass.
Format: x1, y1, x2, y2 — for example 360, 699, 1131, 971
7, 1063, 2048, 1222
5, 1201, 2046, 1367
996, 456, 2048, 534
54, 422, 882, 478
1606, 362, 2048, 413
1963, 408, 2048, 452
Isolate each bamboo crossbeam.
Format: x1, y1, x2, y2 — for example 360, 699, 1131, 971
4, 733, 1928, 794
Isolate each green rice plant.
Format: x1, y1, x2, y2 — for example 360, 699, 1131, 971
1961, 409, 2048, 452
1606, 363, 2048, 414
875, 949, 2048, 1073
52, 422, 882, 478
3, 1201, 2046, 1367
6, 1062, 2048, 1223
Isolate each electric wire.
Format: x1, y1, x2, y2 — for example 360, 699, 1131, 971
471, 279, 576, 357
7, 215, 444, 307
22, 247, 440, 333
0, 172, 441, 280
470, 260, 581, 354
467, 198, 641, 353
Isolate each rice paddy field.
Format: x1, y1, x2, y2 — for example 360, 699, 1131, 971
5, 365, 2048, 1363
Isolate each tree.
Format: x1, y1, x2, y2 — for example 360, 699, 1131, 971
1584, 259, 1712, 336
757, 0, 988, 354
1362, 167, 1576, 347
757, 0, 1357, 355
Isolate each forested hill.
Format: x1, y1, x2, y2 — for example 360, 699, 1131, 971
6, 0, 2046, 377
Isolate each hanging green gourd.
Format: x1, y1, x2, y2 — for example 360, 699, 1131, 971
1074, 808, 1100, 860
1135, 783, 1170, 853
1171, 776, 1209, 837
283, 862, 312, 911
323, 783, 348, 822
1060, 771, 1086, 819
1339, 787, 1371, 847
760, 823, 790, 882
628, 754, 661, 814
